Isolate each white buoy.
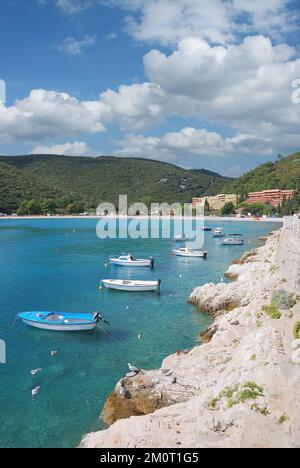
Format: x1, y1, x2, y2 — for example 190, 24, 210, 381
31, 368, 42, 377
138, 333, 143, 340
32, 386, 41, 397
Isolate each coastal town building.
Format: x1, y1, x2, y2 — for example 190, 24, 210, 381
245, 189, 295, 207
192, 194, 239, 211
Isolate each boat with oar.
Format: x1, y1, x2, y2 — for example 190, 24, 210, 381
213, 227, 225, 237
101, 279, 161, 293
110, 254, 155, 268
17, 311, 110, 332
221, 234, 244, 246
173, 247, 208, 258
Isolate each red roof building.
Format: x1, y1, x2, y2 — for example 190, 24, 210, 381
245, 189, 295, 207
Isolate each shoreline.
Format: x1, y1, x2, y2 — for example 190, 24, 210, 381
0, 215, 284, 223
80, 217, 300, 449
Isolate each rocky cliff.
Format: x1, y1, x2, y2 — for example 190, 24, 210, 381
80, 219, 300, 448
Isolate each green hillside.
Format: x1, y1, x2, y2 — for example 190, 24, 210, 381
0, 161, 63, 212
224, 152, 300, 195
0, 155, 231, 213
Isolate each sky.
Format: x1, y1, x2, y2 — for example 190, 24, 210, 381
0, 0, 300, 176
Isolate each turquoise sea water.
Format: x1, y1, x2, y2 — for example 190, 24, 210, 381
0, 218, 281, 448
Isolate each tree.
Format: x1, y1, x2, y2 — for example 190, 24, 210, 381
39, 198, 56, 214
221, 202, 235, 216
66, 202, 85, 214
56, 196, 74, 209
17, 199, 43, 216
204, 198, 210, 214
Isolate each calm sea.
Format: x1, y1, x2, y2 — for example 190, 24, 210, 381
0, 218, 281, 447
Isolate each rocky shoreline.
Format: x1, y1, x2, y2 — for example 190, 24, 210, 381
80, 219, 300, 448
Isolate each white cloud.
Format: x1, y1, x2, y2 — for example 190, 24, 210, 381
58, 35, 97, 55
233, 0, 297, 35
56, 0, 93, 14
143, 36, 300, 137
0, 89, 106, 144
99, 82, 166, 131
31, 141, 100, 156
103, 0, 298, 44
106, 32, 118, 40
114, 128, 273, 162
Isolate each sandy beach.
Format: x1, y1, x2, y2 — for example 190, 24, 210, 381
0, 215, 284, 223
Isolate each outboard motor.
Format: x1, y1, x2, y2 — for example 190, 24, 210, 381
157, 279, 162, 295
150, 257, 155, 269
203, 251, 208, 260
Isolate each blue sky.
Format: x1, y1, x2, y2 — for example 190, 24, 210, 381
0, 0, 300, 176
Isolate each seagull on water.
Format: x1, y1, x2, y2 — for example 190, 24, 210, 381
128, 363, 140, 374
51, 350, 59, 357
32, 386, 41, 397
31, 368, 42, 376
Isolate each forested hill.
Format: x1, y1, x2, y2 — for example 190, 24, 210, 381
223, 152, 300, 195
0, 155, 231, 212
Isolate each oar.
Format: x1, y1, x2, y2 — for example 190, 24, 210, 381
97, 324, 112, 337
12, 313, 19, 328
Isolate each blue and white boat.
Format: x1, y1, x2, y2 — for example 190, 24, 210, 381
110, 254, 154, 268
18, 311, 107, 332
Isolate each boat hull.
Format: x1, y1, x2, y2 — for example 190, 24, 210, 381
221, 241, 244, 246
110, 259, 152, 267
21, 319, 97, 331
173, 250, 205, 258
102, 280, 160, 292
18, 312, 98, 332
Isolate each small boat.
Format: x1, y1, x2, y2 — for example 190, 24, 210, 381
221, 235, 244, 246
173, 248, 208, 258
202, 226, 212, 231
18, 311, 107, 332
110, 255, 154, 268
173, 234, 188, 242
213, 227, 225, 237
101, 279, 161, 293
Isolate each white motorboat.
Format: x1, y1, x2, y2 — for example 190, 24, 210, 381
213, 227, 225, 237
101, 279, 161, 293
221, 235, 244, 246
110, 255, 154, 268
173, 234, 188, 242
173, 248, 208, 258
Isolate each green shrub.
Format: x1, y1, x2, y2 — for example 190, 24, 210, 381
262, 304, 281, 320
293, 322, 300, 340
272, 290, 296, 310
208, 382, 264, 411
251, 403, 270, 416
278, 414, 289, 425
